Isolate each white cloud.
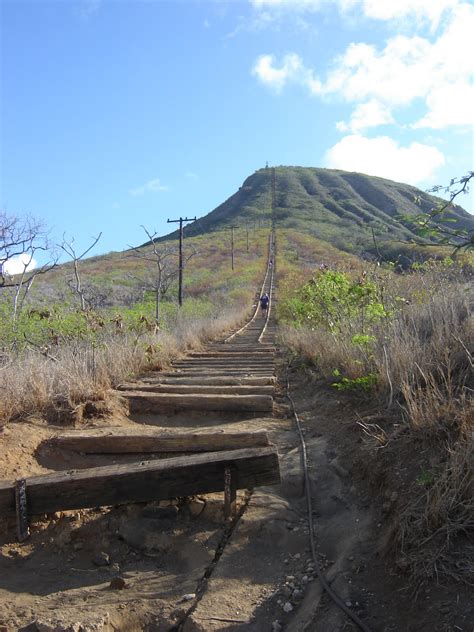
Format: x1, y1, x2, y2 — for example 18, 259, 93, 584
413, 82, 474, 129
253, 3, 474, 130
2, 253, 38, 276
336, 100, 394, 132
252, 53, 309, 92
129, 178, 169, 196
185, 171, 199, 181
325, 134, 446, 184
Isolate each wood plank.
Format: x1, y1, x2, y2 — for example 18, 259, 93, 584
49, 430, 270, 454
0, 446, 280, 517
122, 392, 274, 413
142, 376, 276, 386
116, 384, 274, 395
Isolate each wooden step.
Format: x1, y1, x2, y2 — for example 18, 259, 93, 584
48, 429, 270, 454
143, 376, 276, 386
116, 384, 274, 395
122, 392, 274, 413
0, 446, 280, 518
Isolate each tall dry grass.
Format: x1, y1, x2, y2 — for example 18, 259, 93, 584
280, 263, 473, 581
0, 307, 246, 425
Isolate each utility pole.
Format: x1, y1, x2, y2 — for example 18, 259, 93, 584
166, 216, 196, 306
229, 224, 238, 270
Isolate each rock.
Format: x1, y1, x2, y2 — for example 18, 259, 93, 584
182, 593, 196, 602
282, 602, 294, 613
293, 553, 301, 560
187, 499, 206, 517
292, 588, 304, 601
345, 600, 352, 608
109, 577, 126, 590
111, 563, 120, 573
285, 575, 295, 582
93, 551, 110, 567
301, 575, 309, 584
272, 621, 283, 632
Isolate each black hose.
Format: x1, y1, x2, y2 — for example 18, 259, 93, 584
285, 364, 374, 632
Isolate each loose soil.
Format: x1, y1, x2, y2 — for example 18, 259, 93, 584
0, 356, 472, 631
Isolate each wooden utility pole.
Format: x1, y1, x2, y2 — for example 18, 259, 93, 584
167, 216, 196, 306
229, 224, 238, 270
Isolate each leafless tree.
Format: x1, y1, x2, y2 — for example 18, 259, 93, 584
60, 233, 102, 311
0, 211, 58, 320
128, 226, 197, 323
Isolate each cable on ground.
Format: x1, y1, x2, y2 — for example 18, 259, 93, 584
285, 363, 374, 632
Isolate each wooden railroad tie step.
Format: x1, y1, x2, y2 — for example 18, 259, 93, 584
143, 376, 276, 386
0, 446, 280, 519
47, 429, 270, 454
121, 392, 274, 413
116, 384, 274, 395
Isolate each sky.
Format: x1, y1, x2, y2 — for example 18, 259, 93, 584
1, 0, 473, 268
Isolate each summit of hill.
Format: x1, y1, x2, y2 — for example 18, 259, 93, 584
161, 166, 473, 257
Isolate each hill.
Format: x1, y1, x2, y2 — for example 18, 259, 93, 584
160, 166, 474, 257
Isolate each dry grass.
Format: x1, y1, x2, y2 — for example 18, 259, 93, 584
280, 265, 473, 582
0, 308, 246, 425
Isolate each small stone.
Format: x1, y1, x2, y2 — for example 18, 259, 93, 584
345, 600, 352, 608
182, 593, 196, 601
93, 551, 110, 566
272, 621, 283, 632
109, 576, 126, 590
282, 602, 294, 613
301, 575, 309, 584
111, 563, 120, 573
348, 556, 355, 562
283, 559, 289, 565
292, 588, 304, 600
293, 553, 301, 560
285, 575, 295, 582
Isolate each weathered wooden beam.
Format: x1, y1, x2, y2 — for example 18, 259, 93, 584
122, 392, 274, 414
49, 430, 270, 454
0, 447, 280, 518
116, 384, 274, 395
142, 376, 276, 386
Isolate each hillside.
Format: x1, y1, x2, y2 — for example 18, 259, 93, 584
161, 166, 474, 257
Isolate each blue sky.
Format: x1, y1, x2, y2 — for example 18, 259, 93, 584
1, 0, 473, 267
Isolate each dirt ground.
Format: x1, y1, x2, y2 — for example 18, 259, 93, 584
0, 358, 472, 632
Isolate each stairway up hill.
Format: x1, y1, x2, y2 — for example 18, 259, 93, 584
159, 166, 474, 256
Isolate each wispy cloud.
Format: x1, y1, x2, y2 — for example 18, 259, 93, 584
250, 0, 460, 30
185, 171, 199, 181
76, 0, 102, 20
129, 178, 169, 196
